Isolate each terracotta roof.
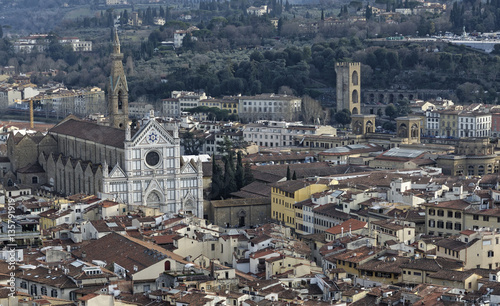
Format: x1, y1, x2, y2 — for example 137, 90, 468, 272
151, 234, 180, 244
371, 219, 406, 231
250, 248, 279, 259
422, 199, 471, 210
89, 220, 126, 233
312, 203, 351, 220
16, 266, 76, 289
73, 232, 169, 273
401, 257, 464, 272
271, 179, 322, 194
435, 238, 471, 251
50, 119, 125, 149
358, 256, 410, 273
325, 219, 366, 235
429, 269, 476, 282
327, 246, 381, 263
250, 234, 273, 244
38, 208, 72, 220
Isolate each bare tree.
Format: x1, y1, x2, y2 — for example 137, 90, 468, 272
301, 95, 324, 124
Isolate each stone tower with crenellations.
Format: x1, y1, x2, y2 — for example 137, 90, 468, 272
336, 62, 361, 115
108, 28, 129, 129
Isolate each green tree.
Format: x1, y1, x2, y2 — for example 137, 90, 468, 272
365, 5, 373, 19
385, 104, 397, 119
286, 166, 291, 180
181, 132, 205, 155
210, 158, 223, 200
244, 163, 254, 185
222, 154, 237, 198
292, 171, 297, 180
235, 151, 245, 190
334, 109, 352, 127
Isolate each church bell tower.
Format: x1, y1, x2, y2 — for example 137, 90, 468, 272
108, 27, 129, 129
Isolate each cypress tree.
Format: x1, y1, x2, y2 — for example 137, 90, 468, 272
222, 155, 237, 198
210, 158, 223, 200
235, 151, 245, 190
292, 171, 297, 180
286, 166, 291, 180
244, 163, 254, 185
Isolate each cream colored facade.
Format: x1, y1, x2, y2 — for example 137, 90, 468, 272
265, 255, 319, 279
371, 220, 415, 246
424, 200, 469, 236
436, 230, 500, 270
427, 273, 480, 291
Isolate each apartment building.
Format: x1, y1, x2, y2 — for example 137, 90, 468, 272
423, 200, 470, 236
243, 120, 336, 148
271, 179, 329, 231
163, 91, 207, 117
237, 94, 302, 121
435, 229, 500, 270
458, 111, 491, 138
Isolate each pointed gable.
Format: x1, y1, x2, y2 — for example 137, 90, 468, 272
109, 164, 126, 178
130, 118, 174, 147
181, 159, 198, 174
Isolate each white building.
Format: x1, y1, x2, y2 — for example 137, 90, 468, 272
101, 113, 204, 217
163, 91, 207, 117
173, 27, 199, 48
425, 109, 440, 137
246, 5, 269, 16
458, 111, 491, 137
129, 102, 154, 119
243, 120, 336, 148
238, 94, 302, 122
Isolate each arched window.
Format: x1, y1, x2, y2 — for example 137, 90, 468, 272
352, 71, 359, 85
118, 91, 124, 110
352, 90, 359, 104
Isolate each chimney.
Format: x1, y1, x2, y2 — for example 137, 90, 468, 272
82, 251, 86, 258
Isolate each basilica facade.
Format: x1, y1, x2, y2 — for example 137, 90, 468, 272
6, 29, 204, 217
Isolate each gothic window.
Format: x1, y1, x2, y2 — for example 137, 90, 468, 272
118, 91, 124, 110
352, 71, 359, 86
147, 191, 161, 205
352, 90, 359, 104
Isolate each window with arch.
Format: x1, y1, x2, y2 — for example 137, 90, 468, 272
352, 71, 359, 85
352, 90, 359, 104
41, 286, 47, 296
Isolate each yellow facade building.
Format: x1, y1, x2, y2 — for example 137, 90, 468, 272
271, 180, 329, 230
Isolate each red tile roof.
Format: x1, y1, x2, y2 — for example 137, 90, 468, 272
325, 219, 367, 235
